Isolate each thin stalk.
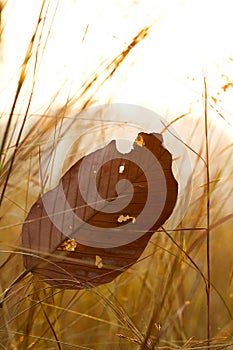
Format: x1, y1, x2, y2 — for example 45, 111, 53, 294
0, 0, 47, 205
204, 76, 211, 345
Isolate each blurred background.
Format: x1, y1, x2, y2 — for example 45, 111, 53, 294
0, 0, 233, 349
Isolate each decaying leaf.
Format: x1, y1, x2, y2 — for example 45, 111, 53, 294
22, 132, 178, 289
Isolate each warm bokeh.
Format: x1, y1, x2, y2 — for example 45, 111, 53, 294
0, 1, 232, 349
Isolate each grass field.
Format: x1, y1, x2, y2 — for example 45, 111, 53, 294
0, 1, 233, 349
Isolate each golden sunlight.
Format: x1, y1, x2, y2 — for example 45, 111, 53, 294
1, 0, 233, 122
0, 1, 233, 348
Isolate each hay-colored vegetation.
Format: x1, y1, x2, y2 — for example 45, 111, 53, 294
0, 1, 233, 349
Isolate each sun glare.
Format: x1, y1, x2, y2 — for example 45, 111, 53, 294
1, 0, 233, 122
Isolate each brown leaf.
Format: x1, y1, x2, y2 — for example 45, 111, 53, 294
22, 132, 178, 289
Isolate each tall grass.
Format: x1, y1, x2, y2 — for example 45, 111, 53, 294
0, 1, 233, 349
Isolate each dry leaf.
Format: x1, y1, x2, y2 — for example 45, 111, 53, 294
22, 132, 178, 289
